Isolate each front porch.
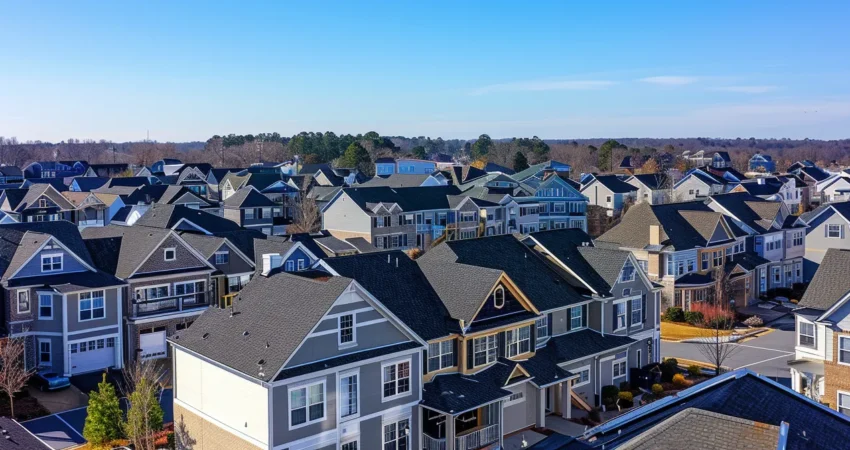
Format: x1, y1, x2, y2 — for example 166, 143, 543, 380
422, 403, 502, 450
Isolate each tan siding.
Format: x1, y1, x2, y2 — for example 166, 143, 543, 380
174, 404, 262, 450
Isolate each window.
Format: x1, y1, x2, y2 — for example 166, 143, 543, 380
244, 209, 255, 220
536, 316, 549, 343
620, 261, 635, 282
339, 372, 358, 418
41, 254, 63, 272
339, 314, 355, 346
713, 251, 722, 267
839, 336, 850, 365
773, 267, 781, 284
505, 391, 525, 407
792, 232, 803, 247
285, 260, 295, 272
79, 290, 105, 321
687, 259, 695, 273
38, 294, 53, 319
799, 321, 816, 347
38, 339, 51, 366
38, 198, 48, 208
631, 300, 642, 326
460, 212, 477, 223
382, 360, 411, 399
227, 274, 250, 293
473, 335, 497, 366
827, 224, 843, 238
553, 202, 566, 213
613, 359, 626, 378
342, 441, 358, 450
701, 252, 709, 270
214, 251, 229, 265
573, 366, 591, 387
383, 418, 410, 450
174, 281, 204, 305
570, 307, 583, 329
614, 302, 627, 330
163, 248, 176, 261
493, 286, 505, 309
298, 259, 306, 270
289, 381, 325, 427
839, 392, 850, 416
17, 290, 30, 314
606, 195, 612, 203
428, 340, 453, 372
506, 325, 531, 357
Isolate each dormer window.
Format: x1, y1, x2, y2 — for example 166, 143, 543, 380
214, 251, 229, 265
493, 286, 505, 309
619, 261, 635, 282
164, 248, 176, 262
38, 198, 48, 208
41, 254, 62, 272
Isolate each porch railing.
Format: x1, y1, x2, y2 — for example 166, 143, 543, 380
422, 434, 447, 450
456, 423, 499, 450
134, 293, 208, 317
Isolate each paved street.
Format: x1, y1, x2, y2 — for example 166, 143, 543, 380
662, 318, 796, 387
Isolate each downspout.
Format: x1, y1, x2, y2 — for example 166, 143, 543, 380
600, 300, 605, 337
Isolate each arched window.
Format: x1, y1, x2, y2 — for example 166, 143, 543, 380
493, 286, 505, 309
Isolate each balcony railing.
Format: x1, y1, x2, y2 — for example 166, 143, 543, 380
134, 293, 207, 317
456, 423, 499, 450
423, 434, 447, 450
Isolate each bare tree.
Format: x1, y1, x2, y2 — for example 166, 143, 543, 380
121, 360, 166, 450
0, 337, 34, 418
288, 195, 321, 234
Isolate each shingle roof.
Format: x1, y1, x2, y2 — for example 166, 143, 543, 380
222, 187, 277, 208
585, 175, 638, 194
797, 248, 850, 311
82, 226, 186, 278
358, 174, 433, 188
598, 201, 731, 251
709, 193, 782, 234
14, 184, 75, 212
628, 173, 669, 190
0, 416, 51, 449
70, 177, 110, 191
736, 177, 785, 196
421, 361, 516, 414
133, 204, 242, 233
171, 272, 353, 381
0, 221, 96, 281
800, 166, 830, 182
544, 329, 635, 363
342, 185, 464, 212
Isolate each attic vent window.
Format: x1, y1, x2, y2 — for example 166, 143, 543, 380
164, 248, 176, 261
493, 286, 505, 309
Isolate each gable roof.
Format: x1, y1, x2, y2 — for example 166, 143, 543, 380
358, 174, 434, 188
528, 229, 628, 295
797, 249, 850, 311
0, 416, 52, 450
709, 193, 784, 234
627, 173, 669, 190
484, 162, 515, 175
583, 175, 638, 194
799, 166, 830, 182
133, 204, 242, 233
735, 177, 786, 196
12, 184, 75, 212
222, 187, 278, 208
70, 177, 110, 191
0, 221, 96, 281
340, 185, 464, 212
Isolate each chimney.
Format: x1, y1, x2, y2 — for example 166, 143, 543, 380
649, 224, 661, 246
261, 253, 282, 276
757, 177, 765, 185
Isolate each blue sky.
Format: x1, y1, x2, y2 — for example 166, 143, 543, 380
2, 1, 849, 142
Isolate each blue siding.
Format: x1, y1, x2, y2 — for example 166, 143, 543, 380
14, 247, 88, 279
283, 248, 315, 271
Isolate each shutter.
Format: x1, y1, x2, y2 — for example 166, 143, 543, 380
547, 313, 554, 336
466, 339, 474, 370
642, 294, 647, 323
627, 300, 633, 328
452, 339, 458, 367
566, 308, 573, 331
497, 332, 505, 359
582, 304, 588, 328
612, 303, 618, 330
372, 217, 377, 228
530, 323, 536, 347
422, 348, 428, 375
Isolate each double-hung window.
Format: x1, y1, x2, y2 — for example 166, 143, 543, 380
339, 314, 355, 346
38, 294, 53, 319
827, 224, 843, 238
536, 316, 549, 343
713, 251, 723, 267
619, 261, 635, 282
506, 326, 531, 357
613, 359, 626, 378
41, 254, 62, 272
289, 381, 325, 427
570, 307, 583, 329
839, 392, 850, 416
17, 290, 30, 314
631, 300, 642, 326
339, 372, 358, 419
574, 366, 591, 387
428, 340, 453, 372
244, 208, 255, 220
38, 339, 51, 366
79, 290, 105, 321
214, 251, 229, 265
799, 321, 816, 347
473, 335, 497, 366
383, 418, 410, 450
382, 360, 410, 399
839, 336, 850, 365
701, 252, 709, 270
614, 303, 627, 330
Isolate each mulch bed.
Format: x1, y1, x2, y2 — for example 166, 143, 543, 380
0, 391, 51, 421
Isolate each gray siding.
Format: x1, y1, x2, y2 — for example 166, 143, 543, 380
136, 235, 208, 275
14, 247, 89, 279
272, 373, 337, 445
323, 192, 372, 235
286, 319, 410, 367
66, 288, 120, 333
208, 243, 254, 276
804, 212, 850, 280
503, 381, 536, 434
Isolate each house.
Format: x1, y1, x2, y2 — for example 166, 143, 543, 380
82, 225, 216, 363
796, 201, 850, 281
0, 166, 24, 184
671, 168, 734, 201
169, 266, 424, 450
179, 233, 260, 308
749, 153, 776, 173
84, 163, 130, 178
91, 176, 154, 197
174, 164, 216, 199
122, 185, 216, 215
69, 177, 110, 192
289, 231, 373, 257
816, 173, 850, 204
359, 173, 448, 188
0, 221, 126, 376
730, 176, 800, 212
617, 156, 637, 175
581, 175, 638, 215
625, 173, 670, 205
60, 191, 125, 228
683, 150, 731, 169
0, 184, 76, 223
512, 160, 572, 187
132, 204, 243, 235
375, 157, 438, 175
222, 187, 283, 235
789, 248, 850, 416
531, 368, 850, 449
444, 165, 489, 185
150, 158, 183, 176
515, 174, 587, 232
313, 166, 365, 187
23, 160, 88, 179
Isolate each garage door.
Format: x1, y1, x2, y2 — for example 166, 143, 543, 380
140, 331, 167, 360
69, 338, 116, 375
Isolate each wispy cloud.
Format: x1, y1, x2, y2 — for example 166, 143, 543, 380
639, 76, 699, 86
470, 79, 616, 95
709, 85, 779, 94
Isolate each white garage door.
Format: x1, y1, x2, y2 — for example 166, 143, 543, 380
140, 331, 167, 360
69, 338, 116, 375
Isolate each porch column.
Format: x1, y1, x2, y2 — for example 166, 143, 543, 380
499, 404, 504, 448
554, 384, 563, 415
561, 382, 572, 419
536, 388, 546, 428
445, 414, 455, 450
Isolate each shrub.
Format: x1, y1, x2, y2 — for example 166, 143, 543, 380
743, 315, 764, 327
687, 365, 702, 377
618, 391, 634, 407
664, 307, 685, 322
651, 383, 664, 396
661, 358, 678, 382
684, 311, 704, 325
83, 374, 123, 448
706, 316, 733, 329
689, 302, 734, 326
619, 381, 631, 392
672, 373, 689, 389
588, 407, 602, 423
601, 385, 620, 405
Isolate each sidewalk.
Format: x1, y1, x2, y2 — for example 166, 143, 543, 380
680, 327, 767, 344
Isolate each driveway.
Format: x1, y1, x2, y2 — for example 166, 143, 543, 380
662, 324, 795, 387
22, 389, 173, 450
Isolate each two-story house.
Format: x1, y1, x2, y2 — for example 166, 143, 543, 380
82, 225, 216, 363
222, 187, 283, 235
625, 173, 670, 205
789, 249, 850, 415
60, 192, 125, 228
581, 175, 638, 215
375, 157, 438, 175
671, 168, 735, 202
169, 266, 425, 450
749, 153, 776, 173
797, 201, 850, 281
817, 172, 850, 205
730, 176, 800, 212
516, 173, 587, 232
0, 222, 126, 376
0, 184, 76, 223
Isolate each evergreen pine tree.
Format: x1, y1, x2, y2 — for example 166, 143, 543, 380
513, 151, 530, 172
83, 374, 123, 448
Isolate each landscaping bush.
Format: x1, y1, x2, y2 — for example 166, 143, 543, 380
743, 315, 764, 327
684, 311, 704, 325
618, 391, 634, 408
706, 316, 733, 329
661, 358, 679, 382
588, 407, 602, 423
690, 302, 734, 326
601, 385, 620, 406
664, 307, 685, 322
687, 365, 702, 377
651, 383, 664, 396
672, 373, 689, 389
619, 381, 631, 392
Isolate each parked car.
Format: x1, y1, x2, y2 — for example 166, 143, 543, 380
32, 370, 71, 391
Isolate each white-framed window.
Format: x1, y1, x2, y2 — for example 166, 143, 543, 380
16, 290, 30, 314
79, 290, 105, 321
341, 441, 359, 450
504, 391, 525, 407
614, 302, 627, 330
773, 266, 781, 284
839, 391, 850, 416
570, 306, 583, 329
573, 365, 591, 387
619, 260, 635, 282
827, 224, 843, 238
799, 321, 816, 347
289, 380, 325, 428
553, 202, 566, 213
297, 259, 306, 270
339, 370, 359, 419
285, 260, 295, 272
838, 336, 850, 365
493, 286, 505, 309
38, 338, 51, 367
214, 251, 229, 265
163, 248, 176, 261
428, 340, 454, 372
38, 198, 49, 208
506, 325, 531, 357
38, 294, 53, 319
339, 314, 355, 346
382, 359, 411, 400
41, 253, 63, 272
244, 208, 255, 220
383, 418, 410, 450
613, 359, 627, 379
536, 316, 549, 343
701, 252, 709, 270
473, 334, 497, 366
792, 232, 803, 247
631, 300, 642, 327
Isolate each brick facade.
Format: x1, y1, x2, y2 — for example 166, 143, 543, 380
824, 330, 850, 412
174, 404, 262, 450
